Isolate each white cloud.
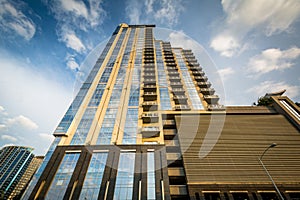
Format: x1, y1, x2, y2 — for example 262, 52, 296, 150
62, 31, 86, 53
1, 134, 17, 142
0, 106, 4, 112
125, 0, 184, 26
247, 80, 299, 98
60, 0, 88, 19
210, 34, 240, 57
39, 133, 54, 141
0, 124, 6, 130
46, 0, 106, 53
125, 0, 142, 24
247, 47, 300, 75
168, 31, 204, 56
0, 0, 36, 40
210, 0, 300, 57
0, 52, 72, 154
217, 67, 235, 81
7, 115, 38, 130
66, 57, 80, 71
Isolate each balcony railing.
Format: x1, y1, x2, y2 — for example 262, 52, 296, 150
197, 81, 211, 88
173, 105, 191, 111
142, 113, 159, 123
204, 95, 220, 104
141, 126, 160, 138
200, 88, 215, 95
143, 92, 157, 101
194, 76, 208, 82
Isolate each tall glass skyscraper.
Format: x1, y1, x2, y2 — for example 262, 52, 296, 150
22, 24, 300, 200
0, 146, 34, 200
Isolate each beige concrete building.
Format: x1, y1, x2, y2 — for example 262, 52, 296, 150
22, 24, 300, 200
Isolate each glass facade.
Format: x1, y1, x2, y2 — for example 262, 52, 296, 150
122, 28, 144, 143
79, 152, 108, 199
113, 152, 135, 200
45, 153, 80, 200
173, 49, 203, 109
22, 137, 61, 199
147, 151, 155, 199
97, 28, 136, 145
26, 24, 225, 200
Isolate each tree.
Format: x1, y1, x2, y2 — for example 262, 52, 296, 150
256, 96, 273, 106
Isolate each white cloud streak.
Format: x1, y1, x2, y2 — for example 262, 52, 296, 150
0, 52, 72, 154
46, 0, 106, 54
62, 31, 86, 53
0, 0, 36, 40
247, 46, 300, 75
7, 115, 38, 130
247, 80, 299, 98
1, 134, 17, 142
210, 0, 300, 57
217, 67, 235, 81
125, 0, 184, 26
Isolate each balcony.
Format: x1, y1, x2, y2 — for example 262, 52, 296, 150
204, 95, 220, 104
192, 71, 205, 75
173, 105, 191, 111
189, 66, 202, 71
168, 71, 180, 76
163, 119, 176, 128
164, 129, 177, 137
169, 76, 181, 82
143, 84, 156, 92
170, 82, 183, 88
144, 59, 154, 64
143, 92, 157, 101
187, 58, 198, 63
166, 67, 178, 72
164, 55, 174, 59
197, 81, 211, 88
143, 73, 156, 78
143, 78, 156, 84
194, 76, 208, 82
187, 62, 200, 67
142, 112, 159, 123
141, 126, 160, 138
143, 68, 155, 72
165, 62, 177, 67
173, 95, 188, 104
207, 104, 225, 111
142, 101, 158, 111
171, 88, 185, 95
200, 88, 215, 95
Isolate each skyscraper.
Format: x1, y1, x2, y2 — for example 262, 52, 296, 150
8, 156, 43, 200
23, 24, 300, 200
0, 146, 34, 200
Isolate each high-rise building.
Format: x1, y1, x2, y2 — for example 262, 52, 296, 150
0, 146, 34, 199
22, 24, 300, 200
8, 156, 44, 200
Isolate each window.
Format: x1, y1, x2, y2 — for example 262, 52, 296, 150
79, 152, 108, 200
147, 152, 155, 199
114, 152, 135, 200
45, 153, 80, 200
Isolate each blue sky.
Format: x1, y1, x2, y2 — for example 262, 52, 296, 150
1, 0, 300, 155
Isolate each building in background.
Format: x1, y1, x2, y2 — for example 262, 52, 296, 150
0, 146, 36, 199
22, 24, 300, 200
7, 156, 44, 200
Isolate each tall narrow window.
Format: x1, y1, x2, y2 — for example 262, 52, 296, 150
147, 151, 155, 199
79, 152, 108, 200
45, 153, 80, 200
114, 152, 135, 199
